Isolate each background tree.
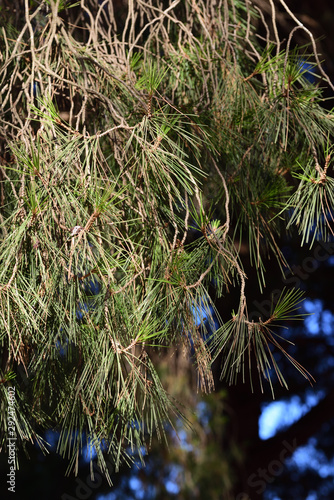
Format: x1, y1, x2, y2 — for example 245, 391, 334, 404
1, 1, 334, 498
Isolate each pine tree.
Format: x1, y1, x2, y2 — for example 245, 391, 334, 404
0, 0, 333, 485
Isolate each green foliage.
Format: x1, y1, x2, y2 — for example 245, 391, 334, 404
286, 150, 334, 246
208, 288, 312, 395
0, 0, 334, 490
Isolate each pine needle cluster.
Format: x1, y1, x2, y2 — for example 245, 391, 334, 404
0, 0, 333, 479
